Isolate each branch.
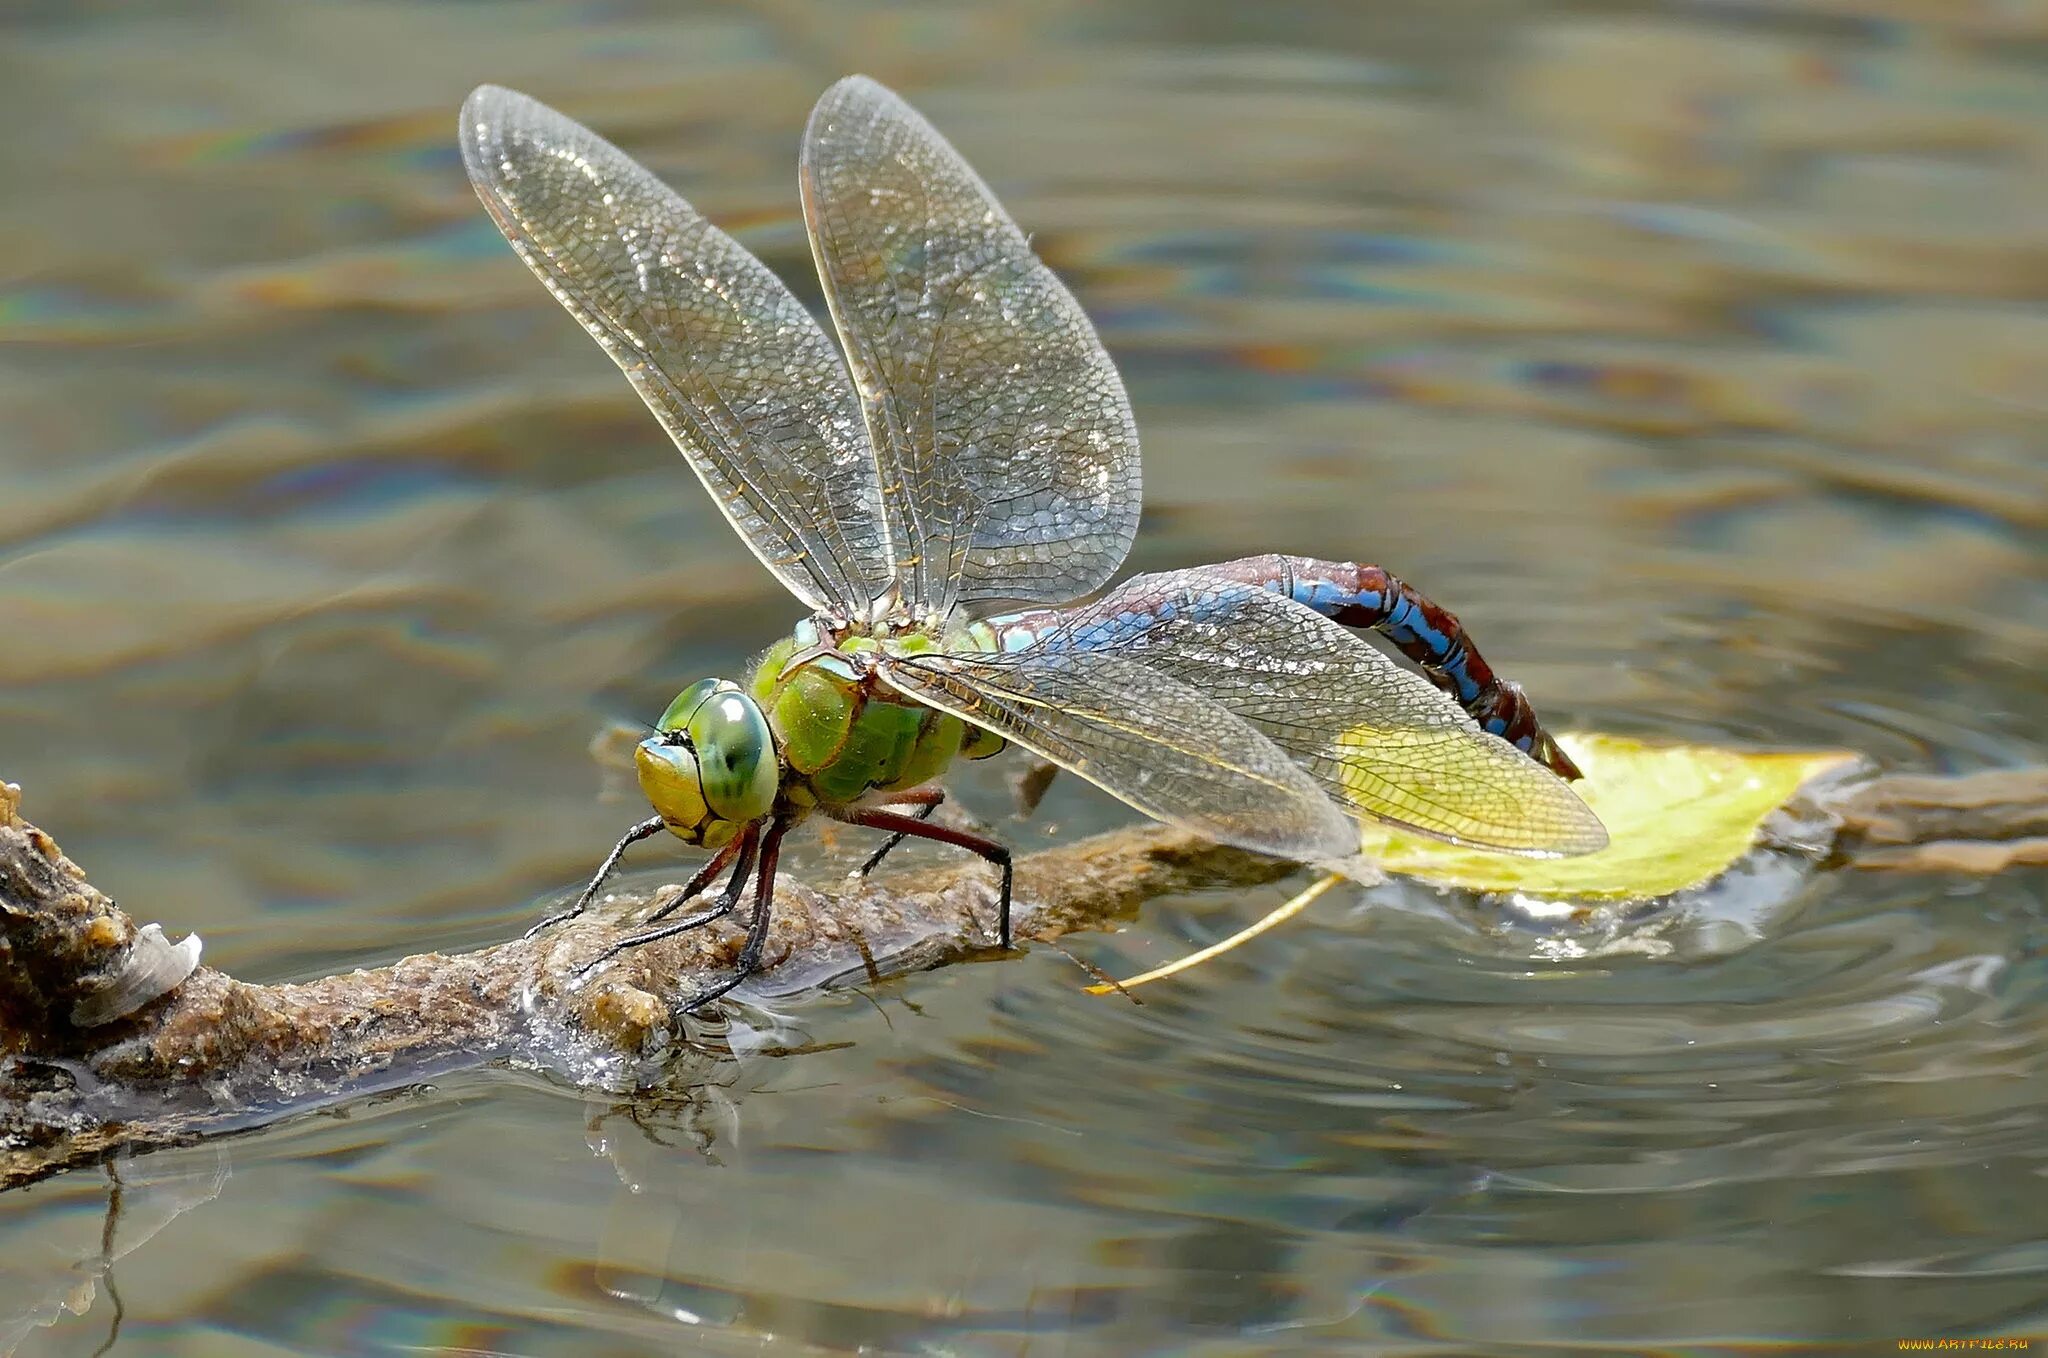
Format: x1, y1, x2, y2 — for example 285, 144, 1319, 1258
4, 764, 2044, 1190
1831, 768, 2048, 872
0, 779, 1295, 1189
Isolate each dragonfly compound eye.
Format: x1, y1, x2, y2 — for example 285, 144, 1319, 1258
634, 738, 713, 839
686, 688, 779, 823
656, 677, 728, 733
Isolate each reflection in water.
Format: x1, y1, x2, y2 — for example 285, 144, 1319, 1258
1, 0, 2045, 1351
588, 1063, 1488, 1346
0, 1152, 228, 1355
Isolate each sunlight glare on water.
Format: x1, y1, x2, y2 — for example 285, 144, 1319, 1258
1, 1, 2044, 1352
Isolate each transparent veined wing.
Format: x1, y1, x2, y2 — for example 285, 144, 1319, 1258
801, 76, 1141, 619
879, 648, 1358, 864
461, 85, 890, 617
1000, 569, 1609, 856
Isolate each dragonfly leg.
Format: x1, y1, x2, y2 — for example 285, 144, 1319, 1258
575, 821, 761, 978
676, 814, 795, 1014
640, 828, 749, 924
830, 805, 1014, 950
528, 815, 666, 939
852, 787, 945, 877
1200, 553, 1584, 780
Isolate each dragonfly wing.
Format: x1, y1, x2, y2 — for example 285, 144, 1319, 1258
1025, 569, 1609, 856
879, 648, 1358, 864
801, 76, 1141, 617
461, 85, 890, 617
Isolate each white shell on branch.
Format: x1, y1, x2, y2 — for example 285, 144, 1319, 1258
70, 924, 203, 1027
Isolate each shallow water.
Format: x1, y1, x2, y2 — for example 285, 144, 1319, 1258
3, 1, 2046, 1352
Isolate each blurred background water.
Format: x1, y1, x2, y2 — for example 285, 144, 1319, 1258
2, 0, 2046, 1352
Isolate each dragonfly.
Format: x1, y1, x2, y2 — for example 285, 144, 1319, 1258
460, 77, 1607, 1010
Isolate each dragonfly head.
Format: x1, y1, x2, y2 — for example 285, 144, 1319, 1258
634, 678, 779, 845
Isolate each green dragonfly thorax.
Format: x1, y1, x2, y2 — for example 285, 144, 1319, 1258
637, 621, 1008, 845
746, 621, 1004, 811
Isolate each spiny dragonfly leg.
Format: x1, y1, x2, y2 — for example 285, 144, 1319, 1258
852, 787, 945, 877
575, 821, 761, 978
642, 829, 751, 925
1204, 553, 1584, 780
831, 804, 1014, 950
528, 815, 665, 939
676, 814, 795, 1015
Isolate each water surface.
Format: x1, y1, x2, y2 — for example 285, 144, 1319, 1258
3, 1, 2045, 1352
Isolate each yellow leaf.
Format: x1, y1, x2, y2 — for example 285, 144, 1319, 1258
1091, 734, 1859, 996
1359, 733, 1859, 900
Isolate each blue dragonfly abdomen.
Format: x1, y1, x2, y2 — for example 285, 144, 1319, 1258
975, 554, 1583, 781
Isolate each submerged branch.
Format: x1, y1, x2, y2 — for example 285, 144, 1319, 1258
1831, 768, 2048, 873
4, 765, 2044, 1190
